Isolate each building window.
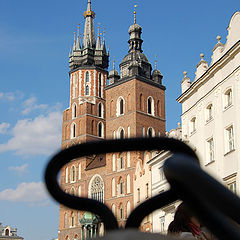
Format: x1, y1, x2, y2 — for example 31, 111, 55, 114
70, 187, 76, 196
137, 188, 140, 203
120, 99, 124, 114
190, 117, 196, 134
160, 216, 165, 232
98, 103, 103, 118
71, 123, 76, 138
206, 104, 213, 122
90, 175, 104, 203
147, 127, 155, 137
117, 97, 125, 116
85, 85, 89, 96
119, 178, 124, 195
147, 96, 154, 115
224, 89, 232, 109
119, 204, 124, 220
120, 128, 124, 139
85, 71, 89, 83
98, 122, 104, 138
228, 181, 237, 194
70, 165, 76, 183
70, 213, 75, 227
72, 103, 77, 119
226, 125, 234, 153
99, 73, 102, 98
146, 183, 149, 199
118, 155, 124, 171
207, 138, 214, 163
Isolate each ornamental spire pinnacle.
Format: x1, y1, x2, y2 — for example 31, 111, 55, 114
83, 0, 96, 48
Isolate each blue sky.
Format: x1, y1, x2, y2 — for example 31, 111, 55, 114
0, 0, 239, 240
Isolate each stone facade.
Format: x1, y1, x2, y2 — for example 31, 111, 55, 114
58, 1, 166, 240
177, 11, 240, 191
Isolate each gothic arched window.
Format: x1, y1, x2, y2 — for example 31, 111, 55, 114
120, 128, 124, 139
70, 165, 76, 182
147, 96, 154, 115
86, 71, 89, 83
148, 127, 155, 138
72, 103, 77, 119
120, 98, 124, 115
71, 123, 76, 139
98, 103, 103, 118
98, 122, 104, 138
90, 175, 104, 202
85, 85, 89, 96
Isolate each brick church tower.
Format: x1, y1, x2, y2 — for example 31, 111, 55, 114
59, 1, 166, 240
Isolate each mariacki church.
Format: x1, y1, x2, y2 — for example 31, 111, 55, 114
59, 0, 166, 240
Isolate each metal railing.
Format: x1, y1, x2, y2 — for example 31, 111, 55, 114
44, 137, 240, 239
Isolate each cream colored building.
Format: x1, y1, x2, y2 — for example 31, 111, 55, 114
177, 11, 240, 193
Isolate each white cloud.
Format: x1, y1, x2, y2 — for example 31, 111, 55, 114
0, 111, 62, 156
0, 92, 16, 101
0, 182, 49, 203
9, 164, 28, 175
0, 122, 10, 134
22, 96, 48, 115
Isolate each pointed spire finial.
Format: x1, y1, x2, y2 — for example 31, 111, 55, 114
113, 59, 115, 70
200, 53, 204, 61
134, 5, 138, 24
155, 55, 158, 70
183, 71, 187, 78
74, 31, 76, 42
97, 22, 100, 36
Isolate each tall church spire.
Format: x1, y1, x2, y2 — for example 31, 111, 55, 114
82, 0, 96, 48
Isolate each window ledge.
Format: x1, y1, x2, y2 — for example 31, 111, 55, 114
205, 117, 213, 124
223, 104, 233, 112
224, 149, 235, 156
190, 130, 196, 136
205, 160, 215, 166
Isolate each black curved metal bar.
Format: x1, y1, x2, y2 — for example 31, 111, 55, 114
125, 190, 177, 229
164, 153, 240, 240
45, 137, 198, 231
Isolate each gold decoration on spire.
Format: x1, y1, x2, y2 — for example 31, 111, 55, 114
134, 4, 138, 24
